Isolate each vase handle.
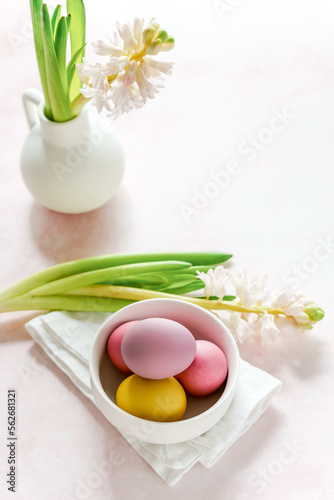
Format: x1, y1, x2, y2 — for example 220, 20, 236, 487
22, 89, 43, 129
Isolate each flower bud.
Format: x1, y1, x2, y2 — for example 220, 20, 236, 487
304, 304, 325, 322
295, 312, 313, 330
146, 39, 162, 55
158, 30, 168, 43
161, 43, 175, 52
143, 27, 155, 45
161, 37, 175, 52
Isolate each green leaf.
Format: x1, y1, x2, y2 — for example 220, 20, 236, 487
152, 266, 210, 277
25, 261, 192, 296
66, 13, 71, 34
129, 274, 169, 286
30, 0, 53, 119
157, 278, 196, 290
157, 276, 198, 288
67, 43, 86, 90
198, 295, 237, 301
153, 252, 232, 266
51, 4, 61, 37
67, 0, 86, 101
97, 273, 169, 287
180, 266, 212, 275
0, 253, 231, 304
222, 295, 236, 301
54, 16, 68, 93
41, 4, 73, 122
0, 294, 134, 313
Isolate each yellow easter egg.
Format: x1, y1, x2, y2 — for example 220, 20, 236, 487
116, 374, 187, 422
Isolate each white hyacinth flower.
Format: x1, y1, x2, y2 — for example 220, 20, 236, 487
231, 269, 270, 308
228, 312, 256, 343
196, 269, 215, 298
196, 266, 324, 343
110, 78, 144, 118
92, 33, 125, 57
196, 266, 229, 299
258, 313, 282, 343
78, 59, 117, 90
143, 57, 174, 77
80, 82, 113, 113
76, 17, 175, 117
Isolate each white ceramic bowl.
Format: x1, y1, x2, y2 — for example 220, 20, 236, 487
89, 298, 240, 444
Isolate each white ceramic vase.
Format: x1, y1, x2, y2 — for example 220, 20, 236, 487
21, 89, 125, 214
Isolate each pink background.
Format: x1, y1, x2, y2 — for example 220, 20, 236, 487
1, 0, 333, 498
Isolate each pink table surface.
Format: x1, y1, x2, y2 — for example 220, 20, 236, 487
1, 0, 334, 498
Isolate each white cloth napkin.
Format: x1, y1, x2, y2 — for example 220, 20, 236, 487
25, 311, 282, 486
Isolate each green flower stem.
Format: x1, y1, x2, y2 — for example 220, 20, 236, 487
67, 43, 86, 96
0, 285, 323, 327
0, 252, 232, 304
0, 286, 281, 315
68, 285, 284, 316
70, 92, 90, 116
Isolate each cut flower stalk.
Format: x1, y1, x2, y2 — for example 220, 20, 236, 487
67, 286, 283, 315
0, 252, 231, 303
0, 286, 278, 315
0, 251, 323, 343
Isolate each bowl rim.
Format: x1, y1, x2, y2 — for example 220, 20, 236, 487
89, 298, 240, 432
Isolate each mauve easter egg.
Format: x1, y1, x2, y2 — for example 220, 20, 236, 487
176, 340, 228, 396
107, 321, 139, 374
121, 318, 197, 379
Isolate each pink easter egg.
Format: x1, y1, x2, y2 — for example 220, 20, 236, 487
107, 321, 139, 374
176, 340, 228, 396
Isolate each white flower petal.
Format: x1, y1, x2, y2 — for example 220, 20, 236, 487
108, 55, 130, 73
78, 60, 111, 90
258, 313, 281, 343
144, 56, 174, 75
294, 312, 312, 328
274, 316, 301, 337
92, 37, 125, 57
231, 269, 270, 308
213, 266, 229, 299
117, 21, 138, 51
271, 287, 296, 308
121, 60, 138, 86
196, 269, 215, 298
81, 84, 113, 114
109, 79, 143, 118
135, 66, 161, 102
160, 43, 175, 52
76, 63, 90, 84
230, 312, 255, 343
283, 302, 304, 316
80, 85, 96, 98
133, 17, 144, 45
